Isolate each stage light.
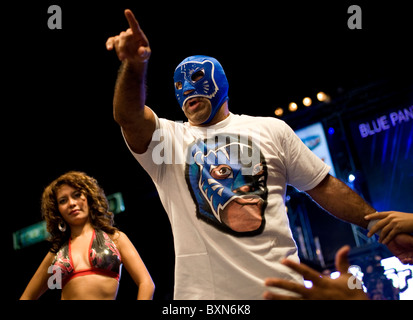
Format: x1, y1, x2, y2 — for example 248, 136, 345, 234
274, 107, 284, 117
317, 92, 327, 101
317, 92, 331, 103
302, 97, 312, 107
328, 127, 335, 135
288, 102, 298, 112
348, 174, 356, 183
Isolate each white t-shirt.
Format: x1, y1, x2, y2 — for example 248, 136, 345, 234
125, 112, 330, 299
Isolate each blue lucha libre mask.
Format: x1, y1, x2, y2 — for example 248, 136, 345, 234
174, 55, 229, 124
185, 134, 268, 234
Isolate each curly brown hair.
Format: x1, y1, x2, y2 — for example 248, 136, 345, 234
42, 171, 118, 253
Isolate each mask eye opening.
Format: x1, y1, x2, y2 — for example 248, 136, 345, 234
191, 69, 205, 83
175, 81, 183, 90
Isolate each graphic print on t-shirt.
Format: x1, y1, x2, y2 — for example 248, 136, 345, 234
185, 133, 268, 236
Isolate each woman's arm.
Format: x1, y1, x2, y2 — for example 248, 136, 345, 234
115, 232, 155, 300
20, 251, 55, 300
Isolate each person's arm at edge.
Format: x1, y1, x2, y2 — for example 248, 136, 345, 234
115, 231, 155, 300
20, 251, 55, 300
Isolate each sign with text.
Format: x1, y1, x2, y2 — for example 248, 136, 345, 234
350, 104, 413, 212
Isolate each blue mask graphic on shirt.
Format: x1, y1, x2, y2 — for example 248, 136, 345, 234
185, 134, 268, 235
174, 55, 229, 124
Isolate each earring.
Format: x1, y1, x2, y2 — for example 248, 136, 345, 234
58, 220, 67, 232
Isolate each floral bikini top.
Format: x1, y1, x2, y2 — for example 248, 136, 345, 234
51, 229, 122, 288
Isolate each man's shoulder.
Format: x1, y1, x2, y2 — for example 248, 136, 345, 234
232, 113, 287, 128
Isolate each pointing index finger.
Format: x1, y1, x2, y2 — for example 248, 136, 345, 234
124, 9, 141, 34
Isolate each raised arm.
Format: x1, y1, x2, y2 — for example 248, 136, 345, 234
106, 9, 156, 154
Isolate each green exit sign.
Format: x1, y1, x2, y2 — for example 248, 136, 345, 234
13, 221, 49, 251
13, 192, 125, 250
107, 192, 125, 215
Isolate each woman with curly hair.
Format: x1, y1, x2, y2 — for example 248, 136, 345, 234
20, 171, 155, 300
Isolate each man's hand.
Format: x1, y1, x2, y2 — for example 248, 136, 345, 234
106, 9, 151, 64
264, 246, 369, 300
108, 9, 156, 155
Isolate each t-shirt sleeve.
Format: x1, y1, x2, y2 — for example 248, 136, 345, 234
121, 110, 168, 184
282, 122, 331, 191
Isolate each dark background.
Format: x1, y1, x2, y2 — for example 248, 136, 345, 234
6, 1, 412, 300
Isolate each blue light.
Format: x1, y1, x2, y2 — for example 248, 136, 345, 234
328, 127, 335, 135
348, 174, 356, 183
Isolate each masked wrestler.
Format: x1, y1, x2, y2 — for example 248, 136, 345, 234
106, 9, 413, 299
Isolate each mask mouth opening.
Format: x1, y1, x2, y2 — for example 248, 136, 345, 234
182, 95, 207, 109
188, 98, 199, 107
